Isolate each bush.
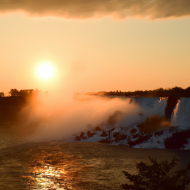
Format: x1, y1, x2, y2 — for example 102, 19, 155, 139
130, 128, 137, 134
94, 126, 102, 131
113, 131, 120, 138
87, 131, 96, 137
80, 132, 85, 139
100, 130, 108, 137
122, 156, 190, 190
75, 136, 81, 141
82, 136, 87, 140
137, 115, 170, 134
115, 134, 127, 142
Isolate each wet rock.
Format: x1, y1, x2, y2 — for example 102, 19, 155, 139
100, 130, 108, 137
87, 131, 96, 138
110, 127, 115, 132
99, 138, 114, 144
94, 126, 102, 131
82, 136, 87, 140
127, 134, 152, 147
75, 136, 81, 141
113, 131, 120, 138
115, 134, 127, 143
130, 128, 137, 134
80, 132, 85, 139
165, 95, 178, 121
165, 129, 190, 149
132, 134, 140, 139
154, 130, 164, 136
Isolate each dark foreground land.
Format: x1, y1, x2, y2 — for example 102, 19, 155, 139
1, 142, 190, 190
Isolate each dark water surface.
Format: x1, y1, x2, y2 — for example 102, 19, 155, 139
1, 142, 190, 190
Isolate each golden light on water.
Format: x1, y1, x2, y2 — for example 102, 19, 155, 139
24, 153, 75, 190
32, 163, 67, 189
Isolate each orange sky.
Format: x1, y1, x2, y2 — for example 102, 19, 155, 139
0, 1, 190, 93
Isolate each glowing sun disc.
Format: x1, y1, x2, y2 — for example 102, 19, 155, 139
38, 63, 54, 79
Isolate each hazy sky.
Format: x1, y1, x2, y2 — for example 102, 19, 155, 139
0, 0, 190, 93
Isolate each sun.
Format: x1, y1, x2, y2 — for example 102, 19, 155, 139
37, 62, 55, 79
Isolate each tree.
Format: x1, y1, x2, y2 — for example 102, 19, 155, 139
122, 156, 190, 190
9, 89, 19, 96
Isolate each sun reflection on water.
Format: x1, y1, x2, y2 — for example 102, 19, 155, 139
32, 164, 67, 189
23, 152, 76, 190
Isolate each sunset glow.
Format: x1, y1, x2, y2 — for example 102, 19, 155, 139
1, 1, 190, 189
0, 1, 190, 93
37, 62, 55, 80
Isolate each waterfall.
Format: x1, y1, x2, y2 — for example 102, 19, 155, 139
133, 97, 167, 119
170, 99, 180, 125
171, 98, 190, 129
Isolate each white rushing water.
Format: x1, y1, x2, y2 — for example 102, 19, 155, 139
171, 98, 190, 130
66, 97, 190, 149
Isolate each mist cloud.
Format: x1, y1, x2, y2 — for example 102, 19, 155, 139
0, 0, 190, 19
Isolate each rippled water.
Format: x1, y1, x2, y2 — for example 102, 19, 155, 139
1, 141, 190, 190
26, 159, 75, 189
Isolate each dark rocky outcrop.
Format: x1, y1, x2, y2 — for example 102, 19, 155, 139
130, 128, 137, 134
87, 131, 96, 138
154, 130, 165, 136
154, 127, 177, 137
113, 131, 120, 138
75, 136, 81, 141
132, 134, 140, 139
80, 132, 85, 139
99, 138, 114, 143
115, 134, 127, 143
165, 129, 190, 149
127, 134, 153, 147
165, 95, 178, 121
0, 96, 26, 124
100, 130, 108, 137
94, 126, 102, 131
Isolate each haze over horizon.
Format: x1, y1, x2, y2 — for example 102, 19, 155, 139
0, 0, 190, 93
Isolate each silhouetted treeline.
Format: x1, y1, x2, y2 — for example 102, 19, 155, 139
0, 89, 41, 124
9, 88, 39, 98
0, 96, 26, 124
104, 87, 190, 97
